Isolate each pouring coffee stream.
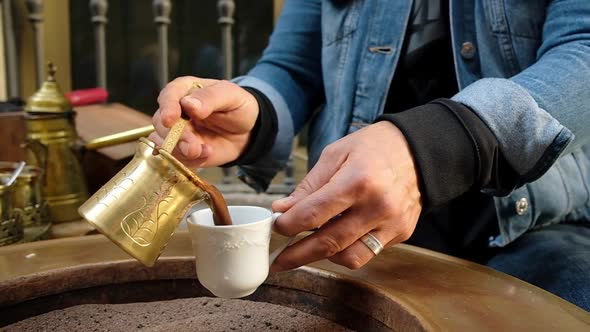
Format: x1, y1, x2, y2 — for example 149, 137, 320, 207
153, 82, 232, 226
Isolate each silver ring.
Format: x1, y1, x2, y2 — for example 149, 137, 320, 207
360, 232, 384, 256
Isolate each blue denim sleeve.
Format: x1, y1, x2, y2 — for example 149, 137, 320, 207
232, 0, 324, 191
453, 0, 590, 188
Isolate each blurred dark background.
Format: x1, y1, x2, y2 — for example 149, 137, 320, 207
69, 0, 274, 114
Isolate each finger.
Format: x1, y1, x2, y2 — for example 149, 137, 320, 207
157, 76, 217, 127
272, 144, 347, 212
273, 171, 356, 237
272, 195, 296, 213
177, 141, 212, 161
155, 104, 215, 159
200, 143, 212, 159
270, 209, 372, 273
148, 132, 163, 146
180, 80, 254, 129
177, 124, 207, 158
148, 131, 211, 167
151, 109, 169, 138
328, 229, 391, 270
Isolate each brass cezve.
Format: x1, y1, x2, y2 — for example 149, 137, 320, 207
79, 138, 209, 267
79, 83, 206, 267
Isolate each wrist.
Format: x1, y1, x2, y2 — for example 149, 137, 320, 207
377, 120, 423, 202
377, 100, 488, 210
222, 87, 278, 167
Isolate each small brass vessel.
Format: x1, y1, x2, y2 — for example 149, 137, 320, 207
79, 83, 209, 267
0, 162, 26, 246
0, 162, 50, 241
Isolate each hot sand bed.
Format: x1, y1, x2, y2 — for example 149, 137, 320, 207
2, 297, 352, 332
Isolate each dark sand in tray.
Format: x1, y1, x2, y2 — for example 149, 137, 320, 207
3, 297, 354, 332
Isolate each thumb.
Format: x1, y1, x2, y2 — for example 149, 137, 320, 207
158, 76, 218, 128
272, 145, 347, 212
180, 80, 255, 121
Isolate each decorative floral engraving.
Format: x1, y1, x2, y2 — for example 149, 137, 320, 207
94, 167, 138, 208
120, 173, 178, 246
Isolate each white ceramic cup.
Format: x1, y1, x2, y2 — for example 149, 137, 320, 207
187, 206, 292, 299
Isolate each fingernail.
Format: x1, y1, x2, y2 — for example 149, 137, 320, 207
275, 195, 294, 205
200, 144, 211, 158
179, 141, 190, 156
182, 96, 202, 110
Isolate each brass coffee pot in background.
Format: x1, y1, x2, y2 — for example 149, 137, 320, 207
23, 63, 155, 224
24, 64, 88, 224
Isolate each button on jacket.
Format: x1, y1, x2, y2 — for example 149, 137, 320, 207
233, 0, 590, 247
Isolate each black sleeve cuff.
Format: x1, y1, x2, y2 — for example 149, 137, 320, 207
376, 99, 518, 211
222, 87, 279, 167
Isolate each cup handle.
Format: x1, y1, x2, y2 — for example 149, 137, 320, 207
269, 212, 294, 265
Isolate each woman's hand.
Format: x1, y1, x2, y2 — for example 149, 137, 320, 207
271, 121, 423, 271
150, 76, 259, 167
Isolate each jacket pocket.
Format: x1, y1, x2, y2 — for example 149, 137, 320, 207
482, 0, 545, 73
322, 0, 361, 46
483, 0, 545, 40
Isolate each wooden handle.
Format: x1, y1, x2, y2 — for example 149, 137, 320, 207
160, 82, 203, 153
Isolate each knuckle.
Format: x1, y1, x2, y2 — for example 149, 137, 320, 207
315, 234, 342, 257
300, 204, 323, 229
351, 170, 373, 194
157, 76, 194, 102
321, 143, 339, 159
156, 90, 175, 106
294, 177, 314, 196
374, 195, 398, 218
156, 90, 166, 105
174, 76, 198, 87
219, 79, 236, 90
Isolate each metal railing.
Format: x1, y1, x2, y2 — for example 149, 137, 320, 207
11, 0, 296, 194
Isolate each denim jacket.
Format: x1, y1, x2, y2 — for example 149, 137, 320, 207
234, 0, 590, 247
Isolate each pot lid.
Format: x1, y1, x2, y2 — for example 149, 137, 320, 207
25, 62, 72, 114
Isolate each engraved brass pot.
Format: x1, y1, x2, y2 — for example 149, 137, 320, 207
24, 112, 88, 224
24, 111, 155, 225
24, 64, 88, 224
23, 65, 155, 225
79, 138, 208, 267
